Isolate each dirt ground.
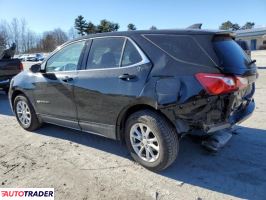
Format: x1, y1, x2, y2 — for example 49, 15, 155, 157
0, 55, 266, 200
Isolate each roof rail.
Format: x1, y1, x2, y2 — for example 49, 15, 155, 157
187, 23, 202, 29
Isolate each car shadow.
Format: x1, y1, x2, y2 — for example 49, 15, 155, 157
33, 123, 266, 200
0, 92, 13, 116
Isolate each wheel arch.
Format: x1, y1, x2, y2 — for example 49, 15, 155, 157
11, 90, 26, 110
11, 89, 37, 114
116, 102, 176, 142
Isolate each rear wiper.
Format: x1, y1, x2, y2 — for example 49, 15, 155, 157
247, 59, 256, 66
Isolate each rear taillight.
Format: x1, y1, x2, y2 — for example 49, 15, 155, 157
195, 73, 248, 95
19, 62, 24, 71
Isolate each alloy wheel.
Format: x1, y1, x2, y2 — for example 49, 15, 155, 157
130, 123, 160, 162
16, 100, 31, 128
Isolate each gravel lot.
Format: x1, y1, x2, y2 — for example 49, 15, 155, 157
0, 54, 266, 200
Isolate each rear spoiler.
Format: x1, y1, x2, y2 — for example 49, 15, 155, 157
214, 31, 236, 40
186, 24, 236, 38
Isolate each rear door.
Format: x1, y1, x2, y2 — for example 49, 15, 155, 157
33, 40, 86, 129
74, 37, 151, 138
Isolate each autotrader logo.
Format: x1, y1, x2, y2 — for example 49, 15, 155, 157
0, 188, 54, 200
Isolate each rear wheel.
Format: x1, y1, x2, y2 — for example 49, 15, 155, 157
125, 110, 179, 171
14, 95, 42, 131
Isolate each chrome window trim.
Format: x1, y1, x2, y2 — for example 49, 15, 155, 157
41, 39, 88, 71
42, 36, 150, 74
83, 36, 150, 71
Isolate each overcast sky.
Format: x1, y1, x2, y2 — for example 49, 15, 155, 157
0, 0, 265, 33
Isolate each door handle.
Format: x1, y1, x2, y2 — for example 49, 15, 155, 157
61, 76, 73, 82
119, 74, 136, 81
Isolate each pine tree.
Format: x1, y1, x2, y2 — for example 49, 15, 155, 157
74, 15, 87, 36
127, 23, 137, 31
150, 26, 157, 30
85, 22, 97, 34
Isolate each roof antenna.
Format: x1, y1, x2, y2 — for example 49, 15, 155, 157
187, 23, 202, 29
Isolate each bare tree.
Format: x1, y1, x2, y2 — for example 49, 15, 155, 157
10, 18, 20, 53
20, 18, 27, 52
68, 27, 78, 39
0, 20, 11, 47
53, 28, 68, 45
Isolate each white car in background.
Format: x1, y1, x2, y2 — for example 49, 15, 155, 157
18, 54, 30, 61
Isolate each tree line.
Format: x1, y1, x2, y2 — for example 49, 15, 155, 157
74, 15, 156, 36
0, 16, 256, 54
0, 18, 76, 54
219, 21, 255, 31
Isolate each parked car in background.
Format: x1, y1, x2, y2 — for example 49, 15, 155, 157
0, 58, 23, 93
27, 53, 45, 61
236, 40, 251, 57
18, 54, 30, 61
9, 30, 257, 171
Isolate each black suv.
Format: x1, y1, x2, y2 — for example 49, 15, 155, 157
9, 30, 257, 171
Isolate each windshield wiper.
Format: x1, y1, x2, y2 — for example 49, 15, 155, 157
247, 59, 256, 66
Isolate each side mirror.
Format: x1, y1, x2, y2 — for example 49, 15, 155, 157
30, 64, 41, 73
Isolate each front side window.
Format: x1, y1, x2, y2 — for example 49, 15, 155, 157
86, 37, 125, 69
121, 40, 142, 66
46, 41, 85, 72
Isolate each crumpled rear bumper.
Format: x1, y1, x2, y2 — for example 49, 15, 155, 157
160, 93, 255, 135
203, 99, 255, 133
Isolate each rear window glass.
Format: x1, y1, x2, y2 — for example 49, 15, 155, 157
213, 39, 251, 69
144, 34, 215, 67
236, 40, 249, 50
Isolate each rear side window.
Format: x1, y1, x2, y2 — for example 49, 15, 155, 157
144, 34, 215, 67
87, 37, 125, 69
213, 38, 252, 69
121, 40, 142, 66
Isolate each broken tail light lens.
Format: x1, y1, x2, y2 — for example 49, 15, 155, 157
195, 73, 248, 95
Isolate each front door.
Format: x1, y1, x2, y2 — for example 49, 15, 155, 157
33, 40, 86, 129
74, 37, 151, 138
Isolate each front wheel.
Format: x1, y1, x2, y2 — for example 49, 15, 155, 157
14, 95, 42, 131
125, 110, 179, 171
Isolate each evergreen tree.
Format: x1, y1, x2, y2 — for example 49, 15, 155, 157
74, 15, 87, 36
127, 23, 137, 31
97, 19, 119, 33
85, 22, 97, 34
150, 26, 157, 30
241, 22, 255, 30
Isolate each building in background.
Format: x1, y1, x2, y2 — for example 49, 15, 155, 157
235, 27, 266, 50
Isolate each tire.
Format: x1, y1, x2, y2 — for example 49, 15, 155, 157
125, 110, 179, 171
14, 95, 42, 131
